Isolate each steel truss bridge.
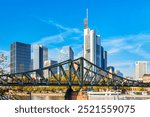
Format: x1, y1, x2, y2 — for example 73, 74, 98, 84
0, 57, 150, 87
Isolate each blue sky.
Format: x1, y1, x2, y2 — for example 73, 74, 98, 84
0, 0, 150, 78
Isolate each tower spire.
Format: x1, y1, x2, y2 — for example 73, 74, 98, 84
84, 8, 88, 29
86, 8, 88, 22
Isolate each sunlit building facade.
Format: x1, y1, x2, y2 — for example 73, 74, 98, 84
135, 61, 147, 81
59, 46, 74, 62
33, 44, 48, 70
83, 9, 101, 69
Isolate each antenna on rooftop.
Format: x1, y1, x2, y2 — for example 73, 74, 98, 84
86, 8, 88, 23
84, 8, 89, 29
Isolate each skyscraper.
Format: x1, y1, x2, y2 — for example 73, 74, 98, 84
10, 42, 31, 73
135, 61, 147, 81
104, 51, 107, 69
115, 70, 123, 77
83, 9, 101, 68
101, 46, 107, 70
59, 46, 74, 71
30, 59, 33, 70
59, 46, 74, 62
107, 66, 115, 79
44, 60, 57, 79
107, 66, 115, 73
33, 44, 48, 70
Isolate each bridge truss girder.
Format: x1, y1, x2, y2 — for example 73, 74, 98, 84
0, 57, 150, 87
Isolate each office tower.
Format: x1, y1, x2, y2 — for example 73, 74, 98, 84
10, 42, 31, 73
107, 66, 115, 79
107, 66, 115, 73
59, 46, 74, 62
30, 59, 33, 70
33, 44, 48, 70
135, 61, 147, 81
58, 46, 74, 72
44, 60, 57, 79
83, 9, 101, 68
104, 51, 107, 69
115, 70, 123, 77
101, 46, 107, 70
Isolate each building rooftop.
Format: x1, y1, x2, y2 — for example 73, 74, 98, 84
143, 74, 150, 76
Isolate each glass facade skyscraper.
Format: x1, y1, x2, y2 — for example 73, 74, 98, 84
33, 44, 48, 70
44, 60, 58, 79
84, 27, 101, 68
58, 46, 74, 71
83, 9, 101, 69
83, 9, 107, 71
101, 46, 107, 70
59, 46, 74, 62
10, 42, 31, 73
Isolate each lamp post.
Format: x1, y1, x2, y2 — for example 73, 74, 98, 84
27, 92, 32, 100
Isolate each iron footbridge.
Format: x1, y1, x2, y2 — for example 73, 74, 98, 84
0, 57, 150, 87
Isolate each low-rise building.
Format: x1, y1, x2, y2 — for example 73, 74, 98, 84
143, 74, 150, 83
126, 76, 134, 80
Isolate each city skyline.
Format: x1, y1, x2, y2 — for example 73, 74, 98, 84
0, 0, 150, 77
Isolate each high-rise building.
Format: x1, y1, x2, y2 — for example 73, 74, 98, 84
33, 44, 48, 70
10, 42, 31, 73
101, 46, 107, 70
104, 51, 107, 69
59, 46, 74, 62
83, 9, 101, 68
135, 61, 147, 81
106, 66, 115, 79
107, 66, 115, 73
115, 70, 123, 77
59, 46, 74, 71
30, 59, 33, 70
44, 60, 57, 79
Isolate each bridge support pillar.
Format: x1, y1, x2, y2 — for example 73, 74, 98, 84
64, 86, 73, 100
65, 87, 88, 100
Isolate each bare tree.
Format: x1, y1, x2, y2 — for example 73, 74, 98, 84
0, 53, 9, 74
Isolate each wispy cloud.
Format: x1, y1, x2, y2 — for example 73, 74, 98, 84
103, 33, 150, 58
48, 48, 60, 61
33, 19, 83, 47
33, 34, 64, 46
109, 60, 134, 68
32, 19, 83, 61
0, 50, 9, 56
70, 36, 82, 41
109, 60, 135, 77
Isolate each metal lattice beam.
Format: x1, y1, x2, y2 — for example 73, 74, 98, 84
0, 57, 150, 87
